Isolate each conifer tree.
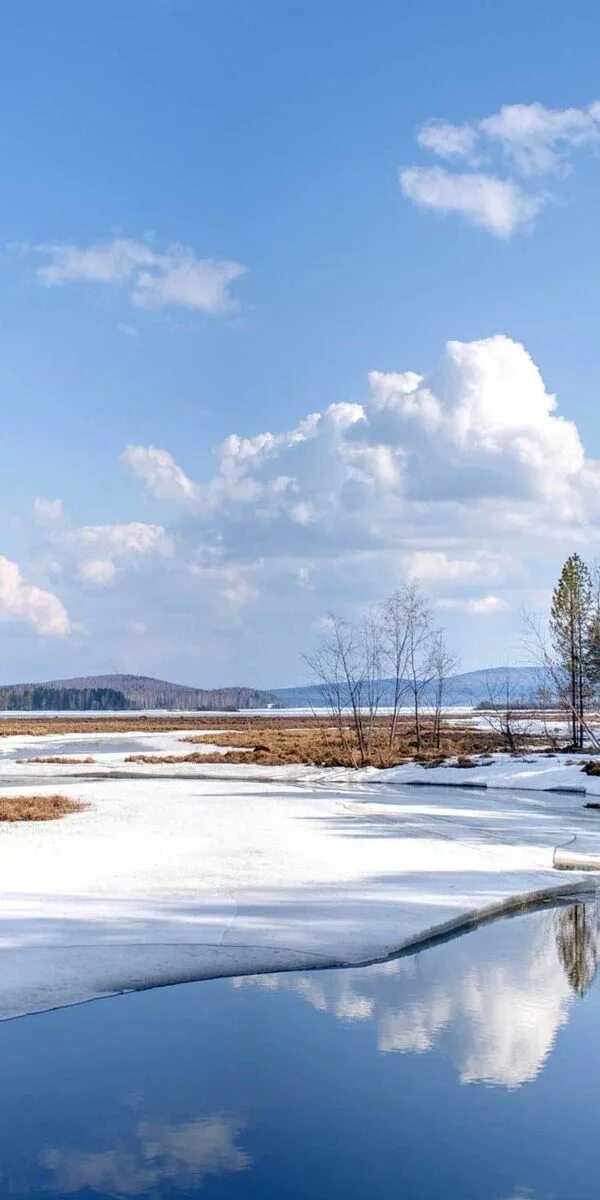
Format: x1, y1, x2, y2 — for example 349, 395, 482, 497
550, 553, 592, 748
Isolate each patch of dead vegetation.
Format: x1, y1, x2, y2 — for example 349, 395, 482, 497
0, 711, 560, 768
19, 756, 95, 765
0, 714, 329, 738
173, 719, 508, 767
125, 752, 231, 765
0, 794, 87, 822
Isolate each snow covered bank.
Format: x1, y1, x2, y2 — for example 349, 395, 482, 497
1, 751, 600, 1020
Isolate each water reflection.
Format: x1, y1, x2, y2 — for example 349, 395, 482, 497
1, 896, 599, 1199
554, 902, 600, 997
237, 895, 600, 1088
41, 1116, 250, 1195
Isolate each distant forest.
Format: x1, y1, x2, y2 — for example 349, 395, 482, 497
0, 674, 280, 711
0, 687, 132, 711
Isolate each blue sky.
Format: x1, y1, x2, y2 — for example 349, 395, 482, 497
2, 0, 600, 686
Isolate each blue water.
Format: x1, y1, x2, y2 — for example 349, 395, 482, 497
1, 897, 599, 1198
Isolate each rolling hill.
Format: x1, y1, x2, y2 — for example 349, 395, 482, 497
0, 674, 280, 711
272, 666, 546, 708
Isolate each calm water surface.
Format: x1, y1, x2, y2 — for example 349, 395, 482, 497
2, 897, 600, 1199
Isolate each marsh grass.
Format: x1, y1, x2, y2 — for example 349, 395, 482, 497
0, 711, 573, 768
20, 756, 96, 764
0, 794, 87, 822
124, 719, 507, 768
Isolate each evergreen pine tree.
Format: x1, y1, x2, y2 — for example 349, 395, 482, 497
550, 553, 592, 748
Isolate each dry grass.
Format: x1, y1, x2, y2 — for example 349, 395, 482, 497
130, 718, 508, 768
125, 752, 226, 765
0, 793, 87, 822
0, 711, 564, 768
0, 715, 275, 738
19, 756, 96, 765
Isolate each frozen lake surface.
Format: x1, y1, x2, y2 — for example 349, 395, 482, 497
2, 895, 599, 1199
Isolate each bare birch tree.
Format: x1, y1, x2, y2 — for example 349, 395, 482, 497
380, 590, 412, 749
428, 630, 459, 750
477, 667, 532, 752
306, 583, 456, 765
403, 581, 435, 752
304, 611, 383, 766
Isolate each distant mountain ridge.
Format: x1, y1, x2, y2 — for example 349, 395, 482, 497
0, 674, 280, 711
273, 666, 546, 708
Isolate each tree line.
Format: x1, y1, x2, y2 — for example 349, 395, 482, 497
0, 686, 132, 711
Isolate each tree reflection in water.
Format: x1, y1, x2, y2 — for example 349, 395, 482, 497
555, 900, 600, 998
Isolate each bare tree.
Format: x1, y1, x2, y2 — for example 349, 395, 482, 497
428, 630, 459, 750
305, 583, 455, 766
477, 667, 532, 752
303, 611, 383, 766
359, 608, 386, 760
380, 590, 412, 749
403, 581, 435, 752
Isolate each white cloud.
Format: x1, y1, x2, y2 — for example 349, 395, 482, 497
0, 556, 70, 635
417, 120, 479, 160
68, 522, 172, 589
77, 558, 118, 587
33, 497, 64, 522
17, 333, 599, 674
122, 445, 199, 503
437, 594, 509, 615
480, 101, 600, 176
132, 252, 244, 313
367, 335, 584, 505
399, 166, 541, 236
70, 522, 172, 560
122, 336, 590, 580
403, 99, 600, 234
405, 551, 508, 585
415, 99, 600, 176
26, 237, 246, 314
35, 238, 155, 285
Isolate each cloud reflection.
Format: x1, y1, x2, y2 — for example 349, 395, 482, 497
41, 1114, 250, 1196
236, 901, 600, 1089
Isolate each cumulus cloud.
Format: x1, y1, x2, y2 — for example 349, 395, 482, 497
122, 445, 200, 503
70, 523, 172, 559
368, 335, 583, 505
402, 99, 600, 234
0, 556, 70, 635
399, 166, 540, 236
18, 333, 599, 673
77, 558, 118, 587
121, 335, 591, 602
24, 237, 246, 314
68, 522, 172, 587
